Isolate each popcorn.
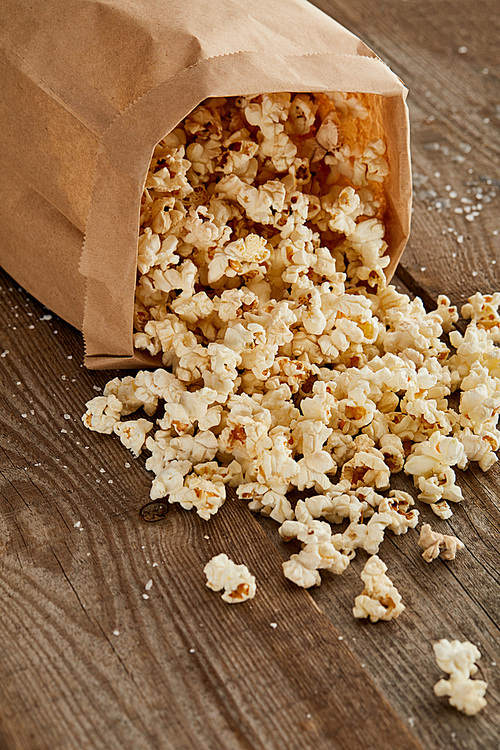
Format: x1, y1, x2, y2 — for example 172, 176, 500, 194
114, 418, 154, 457
150, 460, 192, 500
204, 553, 256, 603
433, 639, 488, 716
174, 474, 226, 520
341, 447, 391, 490
462, 292, 500, 342
418, 523, 464, 562
82, 92, 500, 627
104, 375, 147, 415
279, 517, 350, 587
353, 555, 404, 622
82, 395, 123, 433
404, 433, 467, 511
208, 234, 270, 284
435, 294, 459, 333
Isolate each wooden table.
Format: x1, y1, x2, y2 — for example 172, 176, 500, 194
1, 1, 499, 748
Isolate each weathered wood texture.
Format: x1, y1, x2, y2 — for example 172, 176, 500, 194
1, 1, 499, 749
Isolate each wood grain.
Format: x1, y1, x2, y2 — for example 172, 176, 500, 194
0, 278, 421, 750
1, 1, 500, 748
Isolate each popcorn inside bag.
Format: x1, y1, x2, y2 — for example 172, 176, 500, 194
83, 92, 500, 612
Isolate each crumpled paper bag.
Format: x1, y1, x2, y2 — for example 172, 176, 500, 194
0, 0, 411, 369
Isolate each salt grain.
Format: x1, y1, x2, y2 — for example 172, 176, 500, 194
74, 521, 81, 528
145, 579, 153, 591
457, 46, 468, 54
189, 648, 196, 653
63, 414, 71, 420
40, 314, 52, 321
270, 622, 278, 629
113, 630, 120, 636
0, 350, 9, 358
142, 594, 150, 600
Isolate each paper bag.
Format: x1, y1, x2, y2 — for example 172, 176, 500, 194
0, 0, 411, 369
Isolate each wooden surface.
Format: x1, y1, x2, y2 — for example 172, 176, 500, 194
1, 1, 499, 748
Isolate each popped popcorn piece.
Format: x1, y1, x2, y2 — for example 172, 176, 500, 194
114, 418, 154, 457
353, 555, 404, 622
404, 433, 467, 510
279, 518, 350, 588
174, 474, 226, 520
418, 523, 464, 562
433, 639, 488, 716
204, 553, 256, 603
435, 295, 459, 333
82, 395, 122, 434
150, 460, 192, 500
341, 447, 391, 490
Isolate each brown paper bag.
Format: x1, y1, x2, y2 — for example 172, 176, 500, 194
0, 0, 411, 369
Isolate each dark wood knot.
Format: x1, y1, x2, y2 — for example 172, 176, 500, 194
139, 501, 169, 523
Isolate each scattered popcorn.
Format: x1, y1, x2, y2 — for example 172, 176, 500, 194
418, 523, 465, 562
433, 639, 488, 715
81, 92, 500, 621
204, 553, 256, 603
353, 555, 404, 622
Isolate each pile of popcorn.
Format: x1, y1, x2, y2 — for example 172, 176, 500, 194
83, 92, 500, 628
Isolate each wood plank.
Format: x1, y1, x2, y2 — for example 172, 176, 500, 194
1, 1, 500, 748
0, 276, 421, 750
308, 2, 500, 748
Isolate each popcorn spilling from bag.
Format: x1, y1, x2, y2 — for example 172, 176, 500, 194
433, 639, 488, 715
83, 92, 500, 623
